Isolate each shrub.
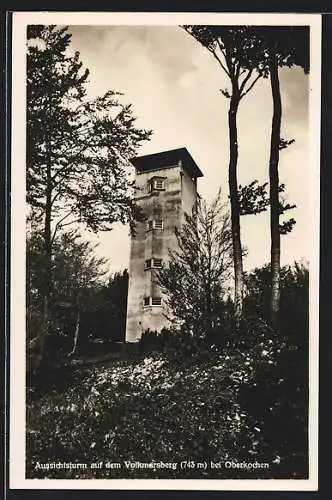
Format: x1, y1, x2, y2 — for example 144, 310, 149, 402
26, 313, 309, 480
231, 318, 308, 477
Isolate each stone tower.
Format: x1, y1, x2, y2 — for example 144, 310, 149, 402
125, 148, 203, 343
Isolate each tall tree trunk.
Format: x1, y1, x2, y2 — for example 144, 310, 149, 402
206, 230, 212, 334
35, 163, 52, 369
228, 92, 243, 327
268, 47, 282, 327
69, 308, 80, 356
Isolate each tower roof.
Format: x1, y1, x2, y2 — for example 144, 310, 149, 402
130, 147, 204, 179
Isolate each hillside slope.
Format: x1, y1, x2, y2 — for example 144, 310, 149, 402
26, 342, 308, 480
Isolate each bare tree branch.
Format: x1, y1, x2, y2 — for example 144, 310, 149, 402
51, 210, 74, 244
207, 45, 230, 77
238, 68, 253, 95
240, 73, 262, 100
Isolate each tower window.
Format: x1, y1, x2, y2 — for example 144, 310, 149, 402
144, 258, 163, 270
149, 177, 166, 192
145, 259, 152, 269
146, 220, 153, 231
153, 220, 164, 230
154, 179, 165, 190
143, 296, 162, 307
146, 219, 164, 231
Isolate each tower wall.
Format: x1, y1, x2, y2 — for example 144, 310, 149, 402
125, 152, 201, 343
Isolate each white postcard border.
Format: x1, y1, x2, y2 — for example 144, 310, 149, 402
10, 11, 321, 491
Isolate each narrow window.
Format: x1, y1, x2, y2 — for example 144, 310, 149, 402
153, 220, 164, 230
146, 220, 153, 231
151, 297, 162, 306
154, 179, 165, 190
147, 219, 163, 231
145, 259, 152, 269
148, 177, 165, 192
143, 297, 150, 306
145, 258, 162, 270
153, 258, 162, 268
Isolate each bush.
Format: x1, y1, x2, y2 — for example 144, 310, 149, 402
231, 318, 308, 477
244, 262, 309, 332
136, 315, 308, 476
139, 327, 223, 367
26, 313, 308, 479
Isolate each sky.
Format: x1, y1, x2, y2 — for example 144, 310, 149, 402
68, 25, 310, 274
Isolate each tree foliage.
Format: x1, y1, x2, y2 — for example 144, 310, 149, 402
183, 26, 268, 98
78, 270, 129, 346
244, 260, 309, 332
238, 180, 296, 235
27, 25, 152, 232
238, 181, 270, 216
27, 229, 108, 363
52, 231, 108, 304
249, 26, 309, 74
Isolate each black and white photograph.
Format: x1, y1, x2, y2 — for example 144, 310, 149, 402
10, 12, 320, 490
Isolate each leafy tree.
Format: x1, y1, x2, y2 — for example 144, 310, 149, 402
244, 260, 309, 337
102, 270, 129, 342
238, 180, 296, 229
183, 26, 267, 325
27, 229, 108, 364
51, 231, 108, 355
79, 270, 129, 346
27, 25, 152, 366
157, 190, 233, 335
238, 180, 269, 216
